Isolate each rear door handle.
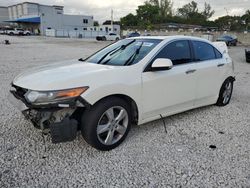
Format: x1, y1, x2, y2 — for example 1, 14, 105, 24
217, 63, 225, 67
186, 69, 196, 74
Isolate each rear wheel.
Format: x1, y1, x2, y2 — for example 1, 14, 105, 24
102, 36, 107, 41
81, 97, 131, 151
216, 78, 234, 106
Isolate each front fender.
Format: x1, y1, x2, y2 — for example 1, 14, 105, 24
81, 83, 143, 122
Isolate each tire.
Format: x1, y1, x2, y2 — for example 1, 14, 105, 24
103, 36, 107, 41
115, 37, 119, 41
216, 78, 234, 106
9, 32, 14, 36
81, 97, 131, 151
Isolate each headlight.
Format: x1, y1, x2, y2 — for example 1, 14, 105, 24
24, 87, 89, 104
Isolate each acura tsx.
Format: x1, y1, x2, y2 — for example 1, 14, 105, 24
9, 36, 235, 150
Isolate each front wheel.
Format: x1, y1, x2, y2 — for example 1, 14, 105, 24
216, 78, 234, 106
81, 97, 131, 151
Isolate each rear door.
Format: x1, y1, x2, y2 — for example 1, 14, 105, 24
191, 40, 224, 106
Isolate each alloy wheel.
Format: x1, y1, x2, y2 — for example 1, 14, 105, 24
223, 82, 232, 104
97, 106, 129, 145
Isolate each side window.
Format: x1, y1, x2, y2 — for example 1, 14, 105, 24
214, 48, 222, 59
192, 41, 216, 61
155, 40, 192, 65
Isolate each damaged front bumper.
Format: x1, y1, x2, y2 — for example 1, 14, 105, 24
8, 85, 89, 143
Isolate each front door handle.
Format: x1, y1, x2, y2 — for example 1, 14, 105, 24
186, 69, 196, 74
217, 63, 225, 67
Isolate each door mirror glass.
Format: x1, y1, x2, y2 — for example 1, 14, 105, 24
151, 58, 173, 71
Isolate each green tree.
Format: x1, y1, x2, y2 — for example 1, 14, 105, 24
178, 1, 198, 19
94, 21, 99, 26
136, 3, 159, 27
214, 15, 245, 31
120, 13, 138, 27
148, 0, 173, 17
241, 10, 250, 30
202, 2, 215, 20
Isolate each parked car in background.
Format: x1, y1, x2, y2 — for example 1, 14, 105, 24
96, 33, 120, 41
0, 28, 5, 34
6, 28, 31, 36
9, 36, 235, 151
6, 28, 23, 35
126, 32, 140, 38
246, 49, 250, 63
216, 35, 238, 46
23, 30, 31, 35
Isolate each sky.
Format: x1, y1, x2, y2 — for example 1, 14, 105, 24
0, 0, 249, 23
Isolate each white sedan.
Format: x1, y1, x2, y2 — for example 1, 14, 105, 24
9, 36, 235, 150
96, 33, 120, 41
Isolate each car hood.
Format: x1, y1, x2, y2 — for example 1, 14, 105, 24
13, 60, 117, 91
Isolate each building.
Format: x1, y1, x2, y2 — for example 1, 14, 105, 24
6, 2, 94, 35
87, 24, 120, 35
0, 6, 9, 26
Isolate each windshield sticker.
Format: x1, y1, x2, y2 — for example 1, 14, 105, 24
135, 42, 154, 47
143, 42, 154, 47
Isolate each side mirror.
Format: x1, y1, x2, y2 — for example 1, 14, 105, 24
151, 58, 173, 71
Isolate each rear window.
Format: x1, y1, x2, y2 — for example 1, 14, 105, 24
192, 41, 216, 61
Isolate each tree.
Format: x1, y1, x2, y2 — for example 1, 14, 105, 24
177, 1, 215, 25
177, 1, 198, 19
136, 3, 159, 25
148, 0, 173, 17
241, 10, 250, 30
120, 13, 138, 27
202, 2, 215, 20
94, 21, 99, 26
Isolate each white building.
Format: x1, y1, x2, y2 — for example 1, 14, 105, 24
6, 2, 94, 35
0, 6, 9, 26
87, 24, 120, 35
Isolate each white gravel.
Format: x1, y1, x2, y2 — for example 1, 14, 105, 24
0, 35, 250, 187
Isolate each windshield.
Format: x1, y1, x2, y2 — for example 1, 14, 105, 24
84, 39, 162, 66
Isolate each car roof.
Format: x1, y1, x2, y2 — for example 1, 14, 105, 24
129, 35, 210, 43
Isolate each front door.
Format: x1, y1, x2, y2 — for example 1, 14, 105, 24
142, 40, 197, 120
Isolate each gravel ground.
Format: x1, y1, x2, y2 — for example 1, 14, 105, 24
0, 35, 250, 187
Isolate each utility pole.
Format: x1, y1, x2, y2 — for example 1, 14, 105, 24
224, 8, 231, 31
111, 9, 114, 33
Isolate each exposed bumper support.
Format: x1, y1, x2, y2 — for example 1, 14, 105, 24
8, 86, 90, 143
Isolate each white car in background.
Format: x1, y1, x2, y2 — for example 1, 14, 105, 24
96, 33, 120, 41
6, 28, 31, 36
0, 28, 5, 34
9, 36, 235, 151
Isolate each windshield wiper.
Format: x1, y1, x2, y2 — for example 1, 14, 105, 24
124, 42, 144, 66
97, 39, 136, 64
78, 58, 85, 61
